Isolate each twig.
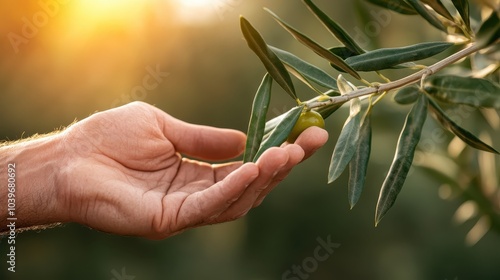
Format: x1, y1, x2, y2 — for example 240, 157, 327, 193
306, 43, 482, 110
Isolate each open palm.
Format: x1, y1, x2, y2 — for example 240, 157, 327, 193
56, 102, 327, 239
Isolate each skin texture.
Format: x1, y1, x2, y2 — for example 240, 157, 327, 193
0, 102, 328, 239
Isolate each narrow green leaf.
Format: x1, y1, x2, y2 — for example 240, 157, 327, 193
285, 64, 324, 94
421, 0, 454, 22
264, 90, 342, 136
253, 105, 305, 161
317, 102, 344, 120
240, 16, 297, 100
342, 42, 453, 72
302, 0, 365, 54
330, 47, 417, 71
406, 0, 447, 32
243, 74, 273, 163
451, 0, 470, 30
476, 11, 500, 48
265, 8, 362, 80
315, 90, 344, 119
394, 85, 421, 104
348, 113, 372, 209
375, 95, 428, 226
329, 47, 359, 60
364, 0, 418, 15
328, 98, 364, 183
270, 46, 338, 90
427, 98, 499, 154
390, 61, 419, 69
424, 75, 500, 109
264, 108, 292, 136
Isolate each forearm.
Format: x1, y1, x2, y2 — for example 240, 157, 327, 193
0, 134, 65, 232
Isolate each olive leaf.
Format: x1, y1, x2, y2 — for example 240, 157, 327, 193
340, 42, 453, 72
328, 98, 364, 184
476, 11, 500, 48
364, 0, 417, 15
420, 0, 454, 22
330, 47, 417, 71
265, 8, 362, 80
394, 85, 422, 105
375, 94, 428, 226
253, 105, 305, 161
329, 47, 359, 60
240, 16, 297, 101
302, 0, 365, 54
348, 113, 372, 209
315, 90, 344, 119
263, 94, 341, 140
424, 75, 500, 109
451, 0, 470, 31
270, 46, 338, 90
243, 74, 272, 163
284, 64, 324, 95
405, 0, 447, 32
328, 47, 364, 72
264, 90, 341, 136
427, 98, 499, 154
263, 108, 292, 136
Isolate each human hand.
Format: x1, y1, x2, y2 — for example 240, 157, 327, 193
54, 102, 328, 239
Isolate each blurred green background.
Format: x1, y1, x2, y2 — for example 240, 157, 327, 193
1, 0, 499, 279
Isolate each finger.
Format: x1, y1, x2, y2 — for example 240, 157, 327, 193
160, 113, 246, 161
213, 161, 244, 182
294, 126, 328, 161
174, 163, 259, 230
253, 144, 304, 206
250, 128, 327, 206
214, 147, 291, 221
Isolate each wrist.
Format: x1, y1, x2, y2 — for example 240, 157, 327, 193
0, 133, 66, 232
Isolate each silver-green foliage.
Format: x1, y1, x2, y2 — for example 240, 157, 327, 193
240, 0, 500, 241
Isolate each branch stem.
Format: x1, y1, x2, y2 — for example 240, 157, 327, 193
306, 43, 482, 110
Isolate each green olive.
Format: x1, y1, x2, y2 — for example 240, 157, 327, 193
287, 110, 325, 142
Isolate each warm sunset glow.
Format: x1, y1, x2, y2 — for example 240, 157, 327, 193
171, 0, 220, 24
52, 0, 151, 53
1, 0, 226, 112
175, 0, 215, 8
71, 0, 146, 24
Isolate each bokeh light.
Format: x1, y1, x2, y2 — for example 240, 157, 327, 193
1, 1, 499, 279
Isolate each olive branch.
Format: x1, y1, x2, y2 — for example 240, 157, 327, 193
305, 42, 484, 110
240, 0, 500, 244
